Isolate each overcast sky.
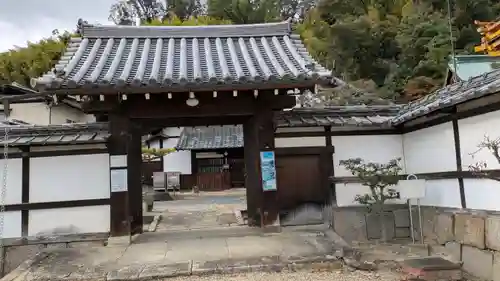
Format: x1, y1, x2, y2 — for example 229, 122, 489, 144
0, 0, 117, 52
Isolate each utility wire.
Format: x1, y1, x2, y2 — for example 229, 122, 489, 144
447, 0, 458, 75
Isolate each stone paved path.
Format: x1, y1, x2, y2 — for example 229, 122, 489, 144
4, 227, 340, 281
150, 188, 247, 232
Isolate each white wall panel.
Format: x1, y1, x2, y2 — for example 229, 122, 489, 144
163, 138, 191, 174
28, 205, 110, 236
332, 135, 404, 206
458, 110, 500, 169
417, 179, 462, 208
332, 135, 405, 177
30, 154, 110, 203
403, 122, 456, 174
459, 110, 500, 211
2, 211, 21, 239
275, 137, 326, 148
463, 179, 500, 211
0, 158, 23, 205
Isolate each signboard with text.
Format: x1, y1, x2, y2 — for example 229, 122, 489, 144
260, 151, 277, 192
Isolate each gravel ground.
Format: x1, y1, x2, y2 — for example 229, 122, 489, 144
168, 270, 402, 281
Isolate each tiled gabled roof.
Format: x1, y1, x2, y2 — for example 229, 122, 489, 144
176, 125, 243, 150
31, 20, 332, 92
392, 69, 500, 125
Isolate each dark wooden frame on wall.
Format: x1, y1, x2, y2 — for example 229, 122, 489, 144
275, 144, 335, 207
1, 145, 110, 236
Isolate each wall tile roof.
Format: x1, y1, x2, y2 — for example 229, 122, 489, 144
0, 123, 109, 146
392, 69, 500, 125
176, 125, 243, 150
175, 106, 400, 150
31, 21, 332, 92
276, 106, 399, 128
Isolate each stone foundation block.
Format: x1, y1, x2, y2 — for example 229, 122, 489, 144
429, 242, 460, 263
493, 252, 500, 281
455, 213, 485, 249
332, 209, 367, 242
435, 213, 454, 245
366, 212, 395, 240
462, 245, 493, 281
394, 209, 411, 228
420, 208, 439, 244
486, 215, 500, 251
444, 242, 461, 262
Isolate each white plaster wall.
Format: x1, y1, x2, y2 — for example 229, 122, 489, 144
7, 102, 94, 125
29, 154, 110, 203
163, 127, 183, 136
0, 158, 23, 205
163, 137, 191, 174
402, 122, 460, 208
28, 205, 110, 236
148, 139, 162, 149
459, 110, 500, 211
275, 137, 326, 148
418, 179, 462, 207
331, 135, 405, 206
2, 211, 22, 239
403, 122, 456, 174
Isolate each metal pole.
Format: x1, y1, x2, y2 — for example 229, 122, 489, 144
406, 174, 419, 244
417, 198, 424, 243
447, 0, 458, 75
408, 199, 415, 244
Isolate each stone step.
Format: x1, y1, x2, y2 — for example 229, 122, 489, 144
134, 225, 280, 243
399, 256, 462, 281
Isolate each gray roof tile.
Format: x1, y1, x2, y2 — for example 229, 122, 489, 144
276, 106, 398, 128
31, 21, 332, 91
0, 123, 109, 146
392, 69, 500, 124
176, 125, 243, 150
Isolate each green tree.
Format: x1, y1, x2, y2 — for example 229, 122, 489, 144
0, 31, 72, 86
144, 15, 232, 26
207, 0, 281, 24
340, 158, 402, 242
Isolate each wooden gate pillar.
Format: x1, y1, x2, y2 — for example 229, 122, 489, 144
243, 102, 277, 226
107, 114, 143, 237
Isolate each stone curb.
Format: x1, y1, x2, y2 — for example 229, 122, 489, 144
11, 254, 344, 281
0, 252, 49, 281
147, 215, 161, 232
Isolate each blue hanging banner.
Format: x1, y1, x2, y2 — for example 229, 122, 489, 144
260, 151, 277, 191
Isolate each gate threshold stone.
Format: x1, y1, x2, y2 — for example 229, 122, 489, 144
400, 256, 462, 281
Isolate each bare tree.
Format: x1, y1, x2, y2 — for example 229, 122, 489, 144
469, 135, 500, 182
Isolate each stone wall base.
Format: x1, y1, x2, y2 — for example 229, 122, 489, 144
332, 204, 500, 281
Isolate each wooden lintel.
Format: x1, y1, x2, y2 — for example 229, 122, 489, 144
87, 92, 296, 118
46, 82, 317, 96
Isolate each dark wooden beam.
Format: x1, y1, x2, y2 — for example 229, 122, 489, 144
324, 127, 335, 205
138, 116, 250, 132
107, 114, 143, 237
82, 91, 296, 117
452, 108, 466, 209
48, 82, 316, 96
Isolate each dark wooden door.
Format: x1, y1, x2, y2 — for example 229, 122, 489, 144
275, 154, 324, 211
